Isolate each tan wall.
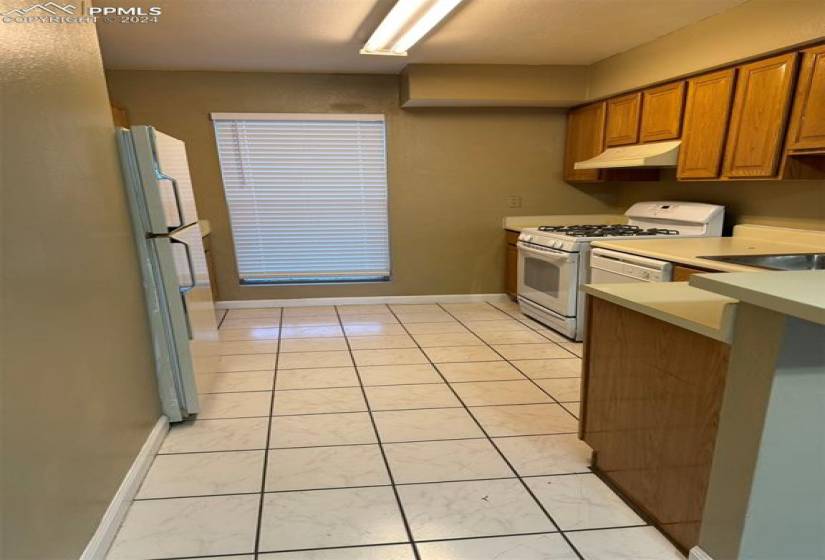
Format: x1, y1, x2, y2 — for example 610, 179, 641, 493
617, 172, 825, 232
0, 12, 160, 560
587, 0, 825, 99
105, 70, 618, 301
402, 64, 589, 107
371, 1, 825, 109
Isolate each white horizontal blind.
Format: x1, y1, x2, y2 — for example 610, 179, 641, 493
213, 114, 390, 283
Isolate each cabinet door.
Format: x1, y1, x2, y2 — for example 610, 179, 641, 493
564, 102, 606, 183
505, 244, 518, 300
785, 44, 825, 152
677, 69, 736, 180
605, 92, 641, 146
640, 81, 685, 142
722, 52, 797, 178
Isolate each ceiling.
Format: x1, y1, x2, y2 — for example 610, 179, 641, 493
97, 0, 746, 73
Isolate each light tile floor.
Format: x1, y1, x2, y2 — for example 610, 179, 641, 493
106, 301, 684, 560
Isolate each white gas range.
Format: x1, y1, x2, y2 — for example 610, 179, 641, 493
517, 201, 725, 341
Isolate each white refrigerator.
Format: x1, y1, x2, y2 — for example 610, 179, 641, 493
117, 125, 218, 422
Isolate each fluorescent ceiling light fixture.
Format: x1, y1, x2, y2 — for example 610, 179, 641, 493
361, 0, 463, 56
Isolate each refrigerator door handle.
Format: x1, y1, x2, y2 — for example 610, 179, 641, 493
170, 237, 195, 340
178, 290, 194, 340
170, 237, 197, 293
156, 171, 185, 229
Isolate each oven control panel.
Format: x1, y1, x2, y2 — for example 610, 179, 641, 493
518, 231, 578, 252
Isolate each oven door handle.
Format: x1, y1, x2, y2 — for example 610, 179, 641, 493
518, 243, 576, 264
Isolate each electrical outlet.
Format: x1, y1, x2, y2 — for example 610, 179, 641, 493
507, 195, 522, 208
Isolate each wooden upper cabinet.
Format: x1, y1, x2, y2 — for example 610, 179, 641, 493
722, 52, 798, 178
785, 44, 825, 152
564, 101, 606, 183
677, 69, 736, 180
640, 81, 685, 142
605, 92, 642, 146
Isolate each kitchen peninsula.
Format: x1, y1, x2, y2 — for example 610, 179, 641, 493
579, 271, 825, 559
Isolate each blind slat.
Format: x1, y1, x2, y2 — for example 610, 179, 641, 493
214, 116, 390, 282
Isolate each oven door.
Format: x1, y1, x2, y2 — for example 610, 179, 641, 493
517, 242, 579, 317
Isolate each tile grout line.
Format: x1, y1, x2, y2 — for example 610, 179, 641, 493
133, 469, 602, 502
465, 310, 651, 543
140, 522, 653, 560
154, 521, 649, 560
487, 300, 583, 353
489, 330, 583, 418
274, 356, 578, 367
441, 303, 591, 558
139, 526, 656, 560
464, 304, 645, 540
155, 430, 583, 456
439, 304, 582, 421
218, 348, 579, 359
252, 306, 284, 560
199, 375, 583, 396
379, 303, 582, 555
333, 304, 422, 560
194, 401, 584, 423
220, 302, 581, 355
143, 540, 411, 560
415, 302, 587, 560
215, 308, 229, 329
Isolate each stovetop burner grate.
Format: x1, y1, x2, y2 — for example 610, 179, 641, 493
536, 224, 680, 237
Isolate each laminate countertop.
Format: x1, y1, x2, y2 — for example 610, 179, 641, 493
591, 224, 825, 272
583, 281, 738, 342
691, 271, 825, 326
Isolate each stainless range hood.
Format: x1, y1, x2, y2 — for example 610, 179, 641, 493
574, 140, 681, 170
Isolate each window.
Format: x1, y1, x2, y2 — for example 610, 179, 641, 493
212, 113, 390, 284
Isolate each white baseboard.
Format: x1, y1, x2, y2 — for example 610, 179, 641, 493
216, 293, 510, 309
689, 546, 715, 560
80, 416, 168, 560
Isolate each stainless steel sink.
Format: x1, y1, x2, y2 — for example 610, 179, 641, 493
699, 253, 825, 271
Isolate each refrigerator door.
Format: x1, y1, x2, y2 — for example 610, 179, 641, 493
169, 223, 220, 384
129, 125, 199, 233
119, 129, 188, 421
118, 128, 217, 421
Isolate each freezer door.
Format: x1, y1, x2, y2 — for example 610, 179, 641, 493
169, 223, 220, 383
130, 125, 199, 233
